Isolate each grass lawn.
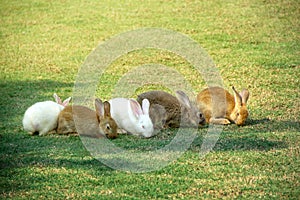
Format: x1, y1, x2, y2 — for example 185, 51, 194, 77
1, 0, 299, 199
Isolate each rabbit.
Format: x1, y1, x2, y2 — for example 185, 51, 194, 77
137, 90, 205, 128
22, 93, 71, 136
57, 98, 118, 139
109, 98, 154, 138
196, 86, 250, 125
149, 103, 168, 131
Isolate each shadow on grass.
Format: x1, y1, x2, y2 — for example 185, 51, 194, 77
0, 155, 112, 171
0, 78, 76, 170
0, 154, 114, 196
0, 119, 298, 196
191, 118, 299, 152
0, 79, 74, 128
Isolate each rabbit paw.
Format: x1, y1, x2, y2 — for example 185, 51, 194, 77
209, 118, 231, 125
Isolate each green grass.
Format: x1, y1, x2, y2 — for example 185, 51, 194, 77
1, 0, 299, 199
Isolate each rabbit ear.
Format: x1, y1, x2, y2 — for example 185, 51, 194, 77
232, 86, 242, 106
53, 93, 62, 104
103, 101, 112, 117
142, 99, 150, 115
129, 99, 143, 119
240, 89, 250, 104
62, 97, 72, 106
175, 90, 191, 108
95, 98, 104, 120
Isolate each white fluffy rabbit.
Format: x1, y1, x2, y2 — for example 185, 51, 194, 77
109, 98, 154, 138
22, 93, 71, 136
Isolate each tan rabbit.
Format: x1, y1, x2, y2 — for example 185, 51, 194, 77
137, 90, 205, 128
196, 86, 250, 125
57, 98, 118, 139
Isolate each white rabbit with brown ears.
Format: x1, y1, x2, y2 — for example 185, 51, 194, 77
22, 93, 71, 136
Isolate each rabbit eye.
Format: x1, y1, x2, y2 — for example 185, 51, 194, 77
106, 124, 111, 130
198, 112, 203, 118
142, 125, 145, 129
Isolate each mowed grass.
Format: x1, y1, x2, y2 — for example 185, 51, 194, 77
1, 0, 299, 199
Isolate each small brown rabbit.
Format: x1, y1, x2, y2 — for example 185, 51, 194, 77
196, 86, 250, 125
137, 90, 205, 128
57, 98, 118, 139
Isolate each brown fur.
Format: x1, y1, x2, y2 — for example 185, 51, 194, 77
196, 86, 250, 125
137, 90, 205, 128
149, 104, 168, 130
57, 99, 118, 138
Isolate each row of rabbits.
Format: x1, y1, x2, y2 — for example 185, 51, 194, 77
22, 86, 249, 138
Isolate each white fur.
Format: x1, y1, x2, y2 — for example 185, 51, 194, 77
109, 98, 154, 138
22, 94, 71, 136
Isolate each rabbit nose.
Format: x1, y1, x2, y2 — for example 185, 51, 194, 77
198, 116, 206, 125
201, 119, 205, 124
107, 134, 117, 139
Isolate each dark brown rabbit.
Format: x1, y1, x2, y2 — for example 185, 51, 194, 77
137, 90, 205, 128
149, 103, 168, 132
196, 86, 250, 125
57, 98, 118, 139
